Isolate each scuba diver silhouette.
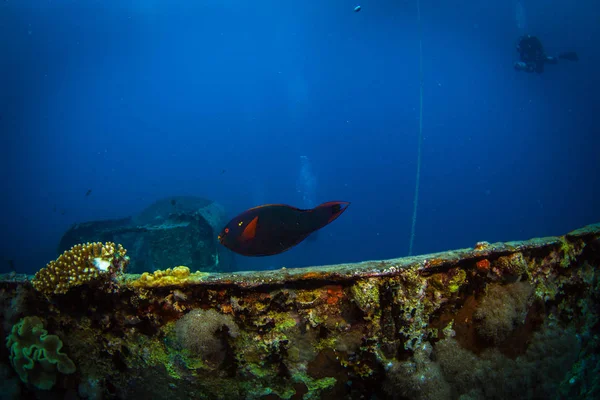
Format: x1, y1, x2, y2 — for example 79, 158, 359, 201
514, 35, 578, 74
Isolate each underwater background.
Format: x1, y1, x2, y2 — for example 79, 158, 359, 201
1, 0, 598, 274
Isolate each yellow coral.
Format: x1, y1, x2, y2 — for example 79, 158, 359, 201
131, 266, 208, 288
32, 242, 129, 296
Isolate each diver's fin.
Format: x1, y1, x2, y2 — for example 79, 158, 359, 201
559, 52, 579, 62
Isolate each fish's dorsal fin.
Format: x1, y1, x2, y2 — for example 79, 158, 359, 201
246, 203, 308, 212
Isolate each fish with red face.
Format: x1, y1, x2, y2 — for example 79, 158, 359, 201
218, 201, 350, 256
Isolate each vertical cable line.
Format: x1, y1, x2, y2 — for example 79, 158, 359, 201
408, 0, 424, 256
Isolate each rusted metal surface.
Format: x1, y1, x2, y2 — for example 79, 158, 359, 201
1, 223, 599, 399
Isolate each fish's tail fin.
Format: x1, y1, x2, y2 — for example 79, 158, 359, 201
312, 201, 350, 228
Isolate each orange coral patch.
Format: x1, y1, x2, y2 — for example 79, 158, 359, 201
476, 259, 491, 271
325, 285, 344, 305
220, 304, 233, 314
300, 272, 322, 280
428, 258, 445, 267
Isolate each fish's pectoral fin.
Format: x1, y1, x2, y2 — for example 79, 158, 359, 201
241, 216, 259, 241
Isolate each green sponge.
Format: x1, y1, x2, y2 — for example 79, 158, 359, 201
6, 316, 76, 390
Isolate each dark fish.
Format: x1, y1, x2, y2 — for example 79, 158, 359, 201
171, 199, 177, 206
85, 189, 92, 197
218, 201, 350, 256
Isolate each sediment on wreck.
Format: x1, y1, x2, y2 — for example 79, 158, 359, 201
1, 223, 599, 399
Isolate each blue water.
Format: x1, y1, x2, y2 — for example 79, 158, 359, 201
1, 0, 598, 273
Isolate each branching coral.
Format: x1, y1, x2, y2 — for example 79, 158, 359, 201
32, 242, 128, 296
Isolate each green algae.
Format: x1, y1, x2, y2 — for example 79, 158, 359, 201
3, 223, 599, 399
448, 269, 467, 293
292, 373, 337, 399
351, 279, 381, 320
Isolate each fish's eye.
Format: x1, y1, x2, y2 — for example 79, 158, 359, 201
238, 221, 243, 227
224, 228, 230, 234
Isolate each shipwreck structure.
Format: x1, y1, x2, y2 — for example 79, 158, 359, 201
0, 223, 599, 399
57, 196, 235, 274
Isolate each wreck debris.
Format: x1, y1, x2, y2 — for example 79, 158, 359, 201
0, 223, 598, 399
